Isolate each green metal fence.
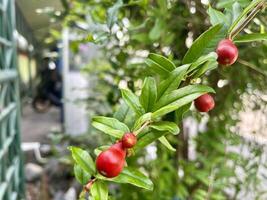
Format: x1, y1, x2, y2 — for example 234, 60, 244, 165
0, 0, 24, 199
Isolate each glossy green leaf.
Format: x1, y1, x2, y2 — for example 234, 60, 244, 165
208, 6, 228, 26
135, 130, 168, 150
175, 103, 191, 122
182, 24, 222, 64
98, 167, 154, 190
69, 146, 95, 175
114, 102, 130, 122
187, 52, 218, 74
152, 92, 213, 119
74, 164, 91, 185
133, 112, 152, 131
150, 121, 180, 135
145, 58, 170, 77
154, 85, 215, 110
92, 116, 129, 138
140, 77, 157, 112
91, 181, 108, 200
192, 60, 218, 78
234, 33, 267, 43
157, 64, 190, 99
158, 136, 176, 151
121, 89, 145, 117
148, 53, 176, 72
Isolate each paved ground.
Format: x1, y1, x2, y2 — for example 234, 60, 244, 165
21, 104, 61, 143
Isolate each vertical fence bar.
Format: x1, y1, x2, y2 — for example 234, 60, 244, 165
0, 0, 24, 199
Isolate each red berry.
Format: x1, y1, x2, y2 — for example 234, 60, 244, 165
96, 142, 126, 178
216, 39, 238, 66
122, 133, 137, 148
110, 141, 126, 157
194, 94, 215, 112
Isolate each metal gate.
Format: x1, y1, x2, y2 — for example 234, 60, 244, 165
0, 0, 24, 199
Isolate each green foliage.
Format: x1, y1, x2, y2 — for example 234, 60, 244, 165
69, 146, 95, 175
60, 0, 267, 199
98, 167, 154, 190
140, 77, 157, 112
92, 116, 130, 138
74, 164, 91, 185
182, 24, 223, 64
90, 181, 109, 200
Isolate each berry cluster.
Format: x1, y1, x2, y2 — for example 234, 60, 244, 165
96, 38, 239, 178
194, 38, 238, 113
96, 133, 137, 178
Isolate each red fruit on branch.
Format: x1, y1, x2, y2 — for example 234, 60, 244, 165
96, 142, 126, 178
194, 94, 215, 112
122, 133, 137, 148
216, 39, 238, 66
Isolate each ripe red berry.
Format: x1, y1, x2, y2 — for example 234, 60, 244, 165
194, 94, 215, 112
122, 133, 137, 148
96, 142, 126, 178
216, 39, 238, 66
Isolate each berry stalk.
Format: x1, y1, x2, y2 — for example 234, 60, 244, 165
229, 1, 266, 39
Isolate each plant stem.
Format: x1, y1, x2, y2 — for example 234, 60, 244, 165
134, 121, 150, 135
84, 178, 96, 192
229, 1, 266, 39
238, 59, 267, 77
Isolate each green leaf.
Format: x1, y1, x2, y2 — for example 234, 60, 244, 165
232, 2, 243, 23
145, 58, 170, 77
208, 6, 228, 26
99, 167, 153, 190
148, 53, 176, 72
92, 116, 130, 138
74, 164, 91, 185
121, 89, 145, 117
114, 102, 130, 122
107, 0, 123, 29
133, 113, 152, 131
158, 136, 176, 151
150, 121, 180, 135
182, 24, 222, 64
228, 0, 263, 34
152, 91, 213, 119
191, 60, 218, 79
154, 85, 215, 110
149, 19, 164, 41
91, 181, 108, 200
187, 52, 218, 74
175, 103, 191, 122
234, 33, 267, 43
134, 130, 168, 150
140, 77, 157, 112
69, 147, 95, 175
157, 64, 190, 99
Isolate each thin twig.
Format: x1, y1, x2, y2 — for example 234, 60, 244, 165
238, 59, 267, 77
134, 121, 150, 135
230, 1, 266, 39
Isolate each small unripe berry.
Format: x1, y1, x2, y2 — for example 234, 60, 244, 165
194, 94, 215, 112
216, 39, 238, 66
96, 142, 126, 178
122, 133, 137, 148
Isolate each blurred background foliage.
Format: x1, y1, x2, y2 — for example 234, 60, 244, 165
50, 0, 267, 199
